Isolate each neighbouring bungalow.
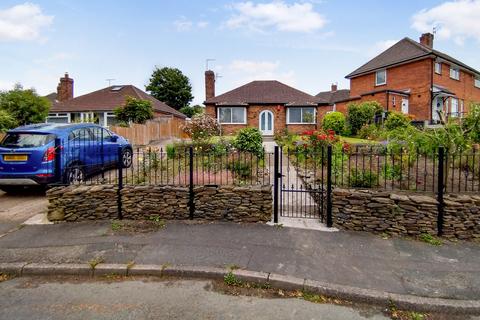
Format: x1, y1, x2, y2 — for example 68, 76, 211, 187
204, 71, 329, 136
325, 33, 480, 124
46, 73, 186, 127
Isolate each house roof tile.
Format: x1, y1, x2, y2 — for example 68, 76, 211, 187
50, 85, 186, 118
205, 80, 327, 105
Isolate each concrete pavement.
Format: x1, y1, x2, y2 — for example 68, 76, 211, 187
0, 221, 479, 304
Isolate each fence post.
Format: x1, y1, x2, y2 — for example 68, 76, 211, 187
117, 146, 123, 220
189, 146, 195, 220
273, 146, 279, 224
54, 138, 62, 183
437, 146, 445, 236
326, 145, 333, 228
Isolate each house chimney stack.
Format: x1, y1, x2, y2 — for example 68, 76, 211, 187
420, 33, 434, 48
205, 70, 215, 100
331, 83, 338, 92
57, 73, 74, 102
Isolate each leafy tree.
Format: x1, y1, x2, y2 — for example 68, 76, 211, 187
179, 105, 204, 118
346, 101, 383, 135
0, 109, 17, 132
322, 111, 345, 134
114, 96, 154, 124
146, 67, 193, 110
0, 84, 50, 126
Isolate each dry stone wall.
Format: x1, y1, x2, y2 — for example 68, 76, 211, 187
333, 188, 480, 240
47, 184, 272, 223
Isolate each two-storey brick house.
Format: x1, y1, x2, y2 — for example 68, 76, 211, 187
204, 71, 329, 136
334, 33, 480, 123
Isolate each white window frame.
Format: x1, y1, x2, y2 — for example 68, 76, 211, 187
375, 69, 387, 86
450, 66, 460, 80
286, 107, 316, 125
46, 113, 70, 124
450, 98, 459, 117
104, 112, 116, 127
475, 77, 480, 88
435, 62, 442, 74
217, 107, 247, 124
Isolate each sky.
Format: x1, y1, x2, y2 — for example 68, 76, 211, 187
1, 0, 480, 105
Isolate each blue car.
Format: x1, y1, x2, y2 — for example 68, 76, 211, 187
0, 123, 132, 193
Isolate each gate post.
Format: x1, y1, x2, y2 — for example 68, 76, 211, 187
54, 138, 62, 183
273, 146, 279, 224
326, 145, 333, 228
189, 146, 195, 220
437, 146, 445, 236
117, 146, 123, 220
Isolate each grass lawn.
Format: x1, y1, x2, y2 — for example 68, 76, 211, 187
339, 136, 381, 145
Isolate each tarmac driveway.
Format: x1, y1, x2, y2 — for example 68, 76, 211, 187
0, 189, 48, 235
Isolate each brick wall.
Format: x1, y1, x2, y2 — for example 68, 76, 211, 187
350, 59, 432, 120
206, 104, 325, 135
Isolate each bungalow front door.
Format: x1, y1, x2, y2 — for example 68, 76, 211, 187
259, 110, 274, 136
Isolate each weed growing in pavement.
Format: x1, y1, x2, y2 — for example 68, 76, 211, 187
409, 312, 426, 320
0, 273, 12, 282
274, 223, 284, 229
88, 257, 105, 269
224, 271, 242, 286
149, 215, 166, 228
226, 264, 239, 271
419, 233, 442, 246
301, 291, 328, 303
111, 220, 123, 231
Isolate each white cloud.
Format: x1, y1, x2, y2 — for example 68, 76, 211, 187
226, 1, 327, 33
0, 3, 53, 42
412, 0, 480, 45
197, 21, 209, 28
174, 16, 193, 31
224, 59, 296, 86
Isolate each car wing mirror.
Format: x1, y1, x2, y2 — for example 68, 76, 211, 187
110, 135, 119, 142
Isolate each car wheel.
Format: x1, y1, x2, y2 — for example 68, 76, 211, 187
122, 149, 133, 168
66, 165, 85, 184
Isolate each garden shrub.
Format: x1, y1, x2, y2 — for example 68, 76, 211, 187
358, 124, 380, 140
384, 112, 412, 131
299, 129, 338, 153
234, 127, 264, 157
322, 111, 345, 134
274, 129, 298, 149
348, 169, 378, 188
227, 160, 252, 179
182, 114, 220, 142
346, 101, 383, 135
463, 103, 480, 143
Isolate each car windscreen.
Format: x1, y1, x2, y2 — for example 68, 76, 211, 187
0, 133, 56, 149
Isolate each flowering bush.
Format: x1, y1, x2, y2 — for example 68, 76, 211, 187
182, 114, 220, 142
299, 129, 339, 153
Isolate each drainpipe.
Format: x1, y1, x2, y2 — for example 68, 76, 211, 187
430, 57, 435, 123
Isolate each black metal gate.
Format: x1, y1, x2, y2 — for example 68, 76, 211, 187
273, 146, 332, 225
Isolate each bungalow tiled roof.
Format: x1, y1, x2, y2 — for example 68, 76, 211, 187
316, 89, 351, 105
50, 85, 186, 118
205, 80, 328, 106
346, 37, 480, 79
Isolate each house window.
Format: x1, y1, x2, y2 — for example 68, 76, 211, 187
475, 77, 480, 88
105, 112, 116, 127
435, 62, 442, 74
287, 107, 316, 124
46, 113, 69, 124
218, 107, 246, 124
375, 70, 387, 86
450, 67, 460, 80
450, 98, 459, 117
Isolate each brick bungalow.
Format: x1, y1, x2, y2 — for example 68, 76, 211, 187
327, 33, 480, 123
46, 73, 186, 127
204, 71, 329, 136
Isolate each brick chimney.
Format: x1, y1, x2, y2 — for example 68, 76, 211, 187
205, 70, 215, 100
56, 73, 74, 102
419, 33, 434, 48
331, 83, 338, 92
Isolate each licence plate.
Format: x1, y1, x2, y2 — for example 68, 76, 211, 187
3, 154, 28, 161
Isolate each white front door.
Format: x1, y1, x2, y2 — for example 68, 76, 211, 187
401, 99, 409, 114
259, 110, 274, 135
432, 97, 444, 122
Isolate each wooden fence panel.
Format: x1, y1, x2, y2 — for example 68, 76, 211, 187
110, 116, 185, 146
